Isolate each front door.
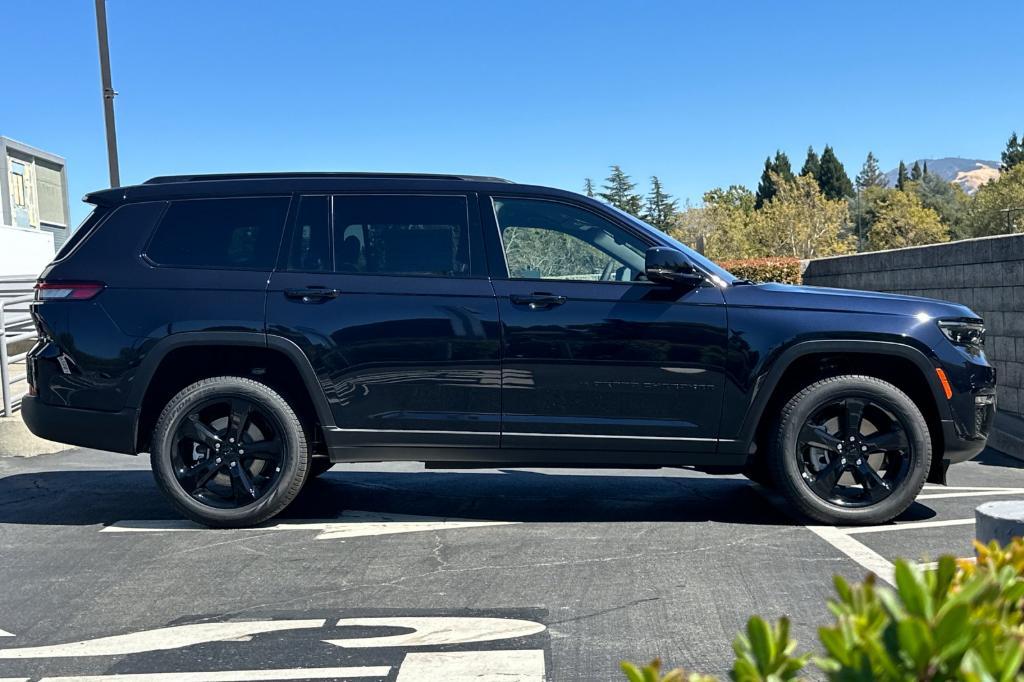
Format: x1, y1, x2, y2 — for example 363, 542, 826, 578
267, 192, 501, 454
483, 195, 728, 460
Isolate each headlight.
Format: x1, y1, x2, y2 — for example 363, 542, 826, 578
938, 319, 985, 350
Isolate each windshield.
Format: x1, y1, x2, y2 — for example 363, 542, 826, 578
605, 205, 737, 285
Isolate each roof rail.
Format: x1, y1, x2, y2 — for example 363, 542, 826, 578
143, 172, 512, 185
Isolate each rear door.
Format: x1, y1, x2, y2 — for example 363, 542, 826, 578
482, 194, 728, 460
266, 192, 501, 453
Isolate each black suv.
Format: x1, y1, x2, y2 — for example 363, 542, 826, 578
23, 172, 996, 527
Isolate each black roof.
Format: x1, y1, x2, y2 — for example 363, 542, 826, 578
143, 172, 513, 185
82, 172, 593, 208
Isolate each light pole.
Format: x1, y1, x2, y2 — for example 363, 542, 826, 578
94, 0, 120, 187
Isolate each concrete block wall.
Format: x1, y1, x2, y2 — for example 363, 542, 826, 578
802, 233, 1024, 419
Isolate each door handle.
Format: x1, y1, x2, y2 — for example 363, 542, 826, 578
284, 287, 341, 302
509, 293, 567, 310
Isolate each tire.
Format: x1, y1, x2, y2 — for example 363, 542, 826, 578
151, 376, 311, 528
769, 375, 931, 526
309, 459, 333, 478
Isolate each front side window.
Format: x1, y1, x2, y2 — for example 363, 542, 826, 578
493, 197, 647, 281
146, 197, 290, 270
332, 195, 470, 277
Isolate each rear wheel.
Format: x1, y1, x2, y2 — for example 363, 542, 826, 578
151, 376, 310, 527
769, 375, 930, 525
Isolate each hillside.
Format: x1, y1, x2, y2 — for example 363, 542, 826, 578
884, 157, 1000, 194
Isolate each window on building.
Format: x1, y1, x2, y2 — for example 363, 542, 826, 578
146, 197, 290, 270
332, 195, 470, 277
35, 162, 67, 226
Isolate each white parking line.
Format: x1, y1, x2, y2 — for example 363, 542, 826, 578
917, 489, 1024, 500
101, 511, 516, 541
325, 617, 546, 648
844, 518, 975, 535
806, 525, 896, 585
36, 667, 390, 682
0, 621, 326, 659
0, 629, 13, 637
396, 650, 544, 681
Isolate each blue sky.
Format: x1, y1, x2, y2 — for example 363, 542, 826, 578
4, 1, 1023, 224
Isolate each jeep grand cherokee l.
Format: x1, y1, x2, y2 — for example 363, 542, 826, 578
22, 172, 996, 527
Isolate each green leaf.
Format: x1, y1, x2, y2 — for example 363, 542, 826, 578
621, 661, 646, 682
894, 560, 933, 619
745, 617, 775, 673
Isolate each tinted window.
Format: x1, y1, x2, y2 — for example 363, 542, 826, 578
332, 195, 469, 277
493, 198, 647, 281
284, 196, 330, 272
146, 197, 290, 270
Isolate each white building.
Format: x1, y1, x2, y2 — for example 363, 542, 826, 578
0, 137, 71, 277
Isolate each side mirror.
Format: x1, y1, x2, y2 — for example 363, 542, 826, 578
645, 247, 704, 286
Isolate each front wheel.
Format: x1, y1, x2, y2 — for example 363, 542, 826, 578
151, 376, 311, 528
769, 375, 931, 526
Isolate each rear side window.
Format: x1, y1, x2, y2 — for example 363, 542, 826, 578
53, 208, 107, 261
284, 195, 330, 272
146, 197, 290, 270
333, 195, 470, 277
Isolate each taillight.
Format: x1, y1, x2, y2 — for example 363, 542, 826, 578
34, 281, 105, 301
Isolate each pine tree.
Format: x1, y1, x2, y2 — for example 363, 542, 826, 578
855, 152, 888, 190
1002, 132, 1024, 171
598, 165, 643, 215
584, 178, 596, 198
923, 161, 929, 177
911, 161, 923, 182
801, 146, 821, 179
643, 176, 678, 230
755, 151, 794, 208
816, 145, 854, 200
897, 161, 909, 190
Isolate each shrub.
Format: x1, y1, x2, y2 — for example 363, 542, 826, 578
718, 257, 803, 285
623, 539, 1024, 681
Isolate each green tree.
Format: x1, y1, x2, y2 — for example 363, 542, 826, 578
673, 185, 757, 259
896, 161, 909, 190
855, 152, 887, 190
643, 176, 678, 230
1001, 131, 1024, 171
584, 178, 596, 198
923, 160, 929, 177
912, 174, 969, 238
753, 174, 855, 258
755, 151, 794, 209
800, 146, 820, 180
816, 145, 854, 200
910, 160, 923, 181
962, 163, 1024, 236
599, 166, 643, 215
866, 188, 949, 250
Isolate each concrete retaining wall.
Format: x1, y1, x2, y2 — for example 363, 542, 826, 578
802, 233, 1024, 421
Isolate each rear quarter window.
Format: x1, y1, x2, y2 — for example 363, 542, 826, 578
145, 196, 290, 270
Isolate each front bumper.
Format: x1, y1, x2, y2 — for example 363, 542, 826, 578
22, 396, 138, 454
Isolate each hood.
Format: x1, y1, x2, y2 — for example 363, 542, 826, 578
726, 282, 978, 320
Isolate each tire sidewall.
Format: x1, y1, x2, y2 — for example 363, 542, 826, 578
151, 377, 308, 527
774, 377, 931, 525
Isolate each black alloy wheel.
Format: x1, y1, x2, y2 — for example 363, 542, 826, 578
796, 396, 912, 507
151, 376, 310, 527
770, 375, 931, 525
172, 397, 285, 508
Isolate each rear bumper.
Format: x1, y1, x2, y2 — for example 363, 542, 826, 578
22, 396, 138, 454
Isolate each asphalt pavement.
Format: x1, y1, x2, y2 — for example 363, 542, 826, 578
1, 448, 1022, 681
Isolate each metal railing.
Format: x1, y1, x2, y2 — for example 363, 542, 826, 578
0, 277, 38, 417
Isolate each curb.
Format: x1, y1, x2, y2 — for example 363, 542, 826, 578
0, 415, 69, 458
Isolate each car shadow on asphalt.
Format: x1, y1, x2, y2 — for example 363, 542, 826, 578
0, 467, 940, 528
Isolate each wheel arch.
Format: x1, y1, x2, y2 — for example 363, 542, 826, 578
128, 332, 335, 453
733, 340, 951, 483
